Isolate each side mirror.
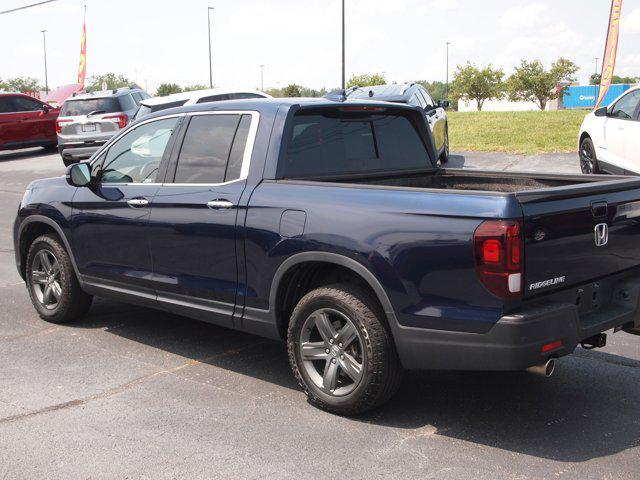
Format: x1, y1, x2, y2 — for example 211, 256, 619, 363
439, 100, 451, 109
66, 162, 92, 187
594, 106, 608, 117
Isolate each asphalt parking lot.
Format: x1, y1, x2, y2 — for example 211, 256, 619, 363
0, 149, 638, 479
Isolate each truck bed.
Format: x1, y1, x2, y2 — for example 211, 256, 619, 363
334, 168, 601, 193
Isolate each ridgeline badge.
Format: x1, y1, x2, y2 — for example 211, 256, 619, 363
529, 276, 566, 291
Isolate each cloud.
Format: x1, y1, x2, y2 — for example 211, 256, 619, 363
499, 3, 549, 30
623, 8, 640, 34
429, 0, 458, 11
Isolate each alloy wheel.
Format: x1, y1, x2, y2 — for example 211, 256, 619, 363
299, 308, 365, 396
31, 249, 62, 310
580, 141, 595, 174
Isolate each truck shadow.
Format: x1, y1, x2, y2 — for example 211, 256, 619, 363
79, 298, 640, 464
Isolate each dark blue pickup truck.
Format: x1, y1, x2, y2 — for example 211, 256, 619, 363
14, 98, 640, 414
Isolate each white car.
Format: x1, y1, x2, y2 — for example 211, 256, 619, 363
134, 88, 271, 121
579, 85, 640, 174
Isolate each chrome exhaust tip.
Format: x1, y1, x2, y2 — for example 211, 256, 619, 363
526, 358, 556, 377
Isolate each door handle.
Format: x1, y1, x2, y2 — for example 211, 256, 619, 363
206, 200, 235, 209
127, 198, 149, 208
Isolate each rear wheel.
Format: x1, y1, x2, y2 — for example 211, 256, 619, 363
580, 136, 599, 174
25, 234, 92, 324
287, 284, 403, 415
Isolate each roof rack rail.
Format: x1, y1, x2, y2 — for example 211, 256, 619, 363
399, 82, 415, 95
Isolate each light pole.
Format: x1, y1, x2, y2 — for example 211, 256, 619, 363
341, 0, 345, 90
259, 64, 265, 91
41, 29, 49, 94
445, 41, 451, 100
207, 6, 214, 88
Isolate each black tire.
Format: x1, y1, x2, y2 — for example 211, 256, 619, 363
42, 143, 58, 153
25, 234, 92, 324
287, 284, 403, 415
439, 126, 449, 165
579, 136, 600, 174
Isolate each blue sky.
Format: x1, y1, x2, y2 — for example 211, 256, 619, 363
1, 0, 639, 92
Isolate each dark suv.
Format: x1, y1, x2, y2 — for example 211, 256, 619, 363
56, 87, 149, 165
346, 83, 450, 163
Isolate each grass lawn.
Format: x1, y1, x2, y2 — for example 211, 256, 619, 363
447, 109, 588, 155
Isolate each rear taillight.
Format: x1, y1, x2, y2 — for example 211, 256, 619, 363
104, 113, 128, 129
473, 220, 524, 299
55, 118, 72, 133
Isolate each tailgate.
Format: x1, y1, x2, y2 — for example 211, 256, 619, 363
518, 179, 640, 297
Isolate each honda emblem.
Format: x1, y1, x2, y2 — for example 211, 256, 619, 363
594, 223, 608, 247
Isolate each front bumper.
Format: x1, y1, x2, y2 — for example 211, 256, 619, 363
394, 272, 640, 371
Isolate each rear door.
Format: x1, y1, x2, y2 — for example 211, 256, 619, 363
70, 115, 182, 295
519, 185, 640, 298
148, 111, 258, 327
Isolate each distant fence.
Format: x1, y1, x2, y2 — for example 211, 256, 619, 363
563, 84, 633, 109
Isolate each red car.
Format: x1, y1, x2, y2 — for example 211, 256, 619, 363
0, 93, 59, 152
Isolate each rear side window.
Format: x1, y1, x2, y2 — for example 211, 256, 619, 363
118, 94, 136, 111
131, 92, 143, 105
61, 97, 121, 116
282, 111, 431, 178
228, 93, 264, 100
174, 114, 252, 184
0, 97, 13, 113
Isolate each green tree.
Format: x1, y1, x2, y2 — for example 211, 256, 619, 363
299, 86, 327, 97
156, 83, 183, 96
347, 73, 386, 89
183, 84, 209, 92
415, 80, 448, 102
281, 84, 303, 97
2, 76, 42, 93
506, 58, 578, 110
449, 63, 504, 111
589, 73, 639, 85
86, 73, 132, 92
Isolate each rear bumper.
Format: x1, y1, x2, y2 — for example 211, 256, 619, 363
59, 145, 102, 163
394, 273, 640, 371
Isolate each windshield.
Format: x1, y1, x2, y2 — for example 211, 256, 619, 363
281, 110, 432, 178
60, 97, 121, 116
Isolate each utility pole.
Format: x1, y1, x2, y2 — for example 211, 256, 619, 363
341, 0, 345, 90
207, 6, 214, 88
41, 29, 49, 94
445, 41, 451, 99
259, 64, 265, 91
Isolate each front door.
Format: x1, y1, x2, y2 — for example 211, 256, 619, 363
148, 111, 257, 327
69, 115, 182, 296
603, 90, 640, 173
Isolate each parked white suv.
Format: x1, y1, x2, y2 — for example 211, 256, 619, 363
579, 85, 640, 175
134, 88, 271, 121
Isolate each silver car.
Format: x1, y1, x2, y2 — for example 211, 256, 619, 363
57, 87, 149, 165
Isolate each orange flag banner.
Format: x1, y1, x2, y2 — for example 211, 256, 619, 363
596, 0, 623, 108
77, 21, 87, 86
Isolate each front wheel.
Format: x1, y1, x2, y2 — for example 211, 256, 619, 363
580, 136, 599, 174
287, 284, 403, 415
439, 127, 449, 165
25, 234, 92, 324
